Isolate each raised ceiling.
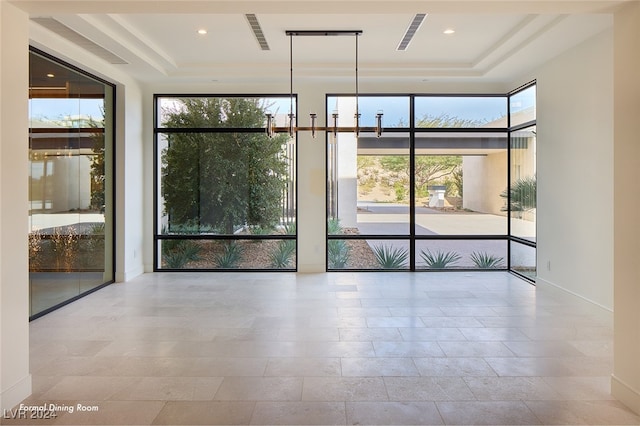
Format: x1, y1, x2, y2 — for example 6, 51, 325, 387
18, 0, 622, 85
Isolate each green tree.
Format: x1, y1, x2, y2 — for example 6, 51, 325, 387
161, 98, 289, 234
416, 113, 483, 128
379, 155, 462, 197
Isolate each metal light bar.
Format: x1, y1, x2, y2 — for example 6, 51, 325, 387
285, 30, 363, 36
266, 30, 383, 139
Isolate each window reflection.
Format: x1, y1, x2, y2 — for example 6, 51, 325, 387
28, 49, 114, 318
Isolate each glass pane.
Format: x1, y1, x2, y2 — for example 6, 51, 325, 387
415, 96, 507, 128
159, 132, 295, 236
327, 96, 409, 128
510, 241, 536, 280
158, 96, 294, 128
416, 239, 507, 270
328, 132, 410, 236
29, 50, 114, 317
510, 85, 536, 127
327, 238, 409, 270
159, 239, 296, 270
510, 126, 536, 242
413, 132, 508, 235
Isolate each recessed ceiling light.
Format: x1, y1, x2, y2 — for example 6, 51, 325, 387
46, 73, 55, 78
443, 29, 455, 35
197, 29, 207, 35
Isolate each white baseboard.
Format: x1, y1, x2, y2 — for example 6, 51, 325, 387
612, 374, 640, 415
1, 374, 32, 411
536, 277, 613, 313
115, 264, 144, 283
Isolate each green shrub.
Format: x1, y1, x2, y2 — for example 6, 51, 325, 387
373, 245, 408, 269
269, 240, 296, 268
328, 239, 351, 269
282, 221, 296, 235
163, 240, 201, 269
327, 218, 343, 235
214, 241, 244, 268
470, 251, 504, 269
420, 249, 461, 269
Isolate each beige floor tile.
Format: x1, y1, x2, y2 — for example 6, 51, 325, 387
436, 401, 541, 425
464, 376, 561, 401
372, 341, 444, 357
541, 376, 615, 400
346, 401, 444, 425
151, 401, 255, 425
341, 357, 419, 377
250, 401, 346, 425
264, 357, 342, 376
525, 400, 640, 425
214, 377, 303, 401
302, 377, 388, 401
21, 401, 166, 425
413, 356, 497, 377
112, 377, 223, 401
40, 376, 141, 400
384, 376, 475, 401
19, 271, 631, 426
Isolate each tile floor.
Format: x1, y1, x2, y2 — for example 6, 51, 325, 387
7, 272, 640, 425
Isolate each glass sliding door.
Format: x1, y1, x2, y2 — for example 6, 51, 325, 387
28, 48, 115, 318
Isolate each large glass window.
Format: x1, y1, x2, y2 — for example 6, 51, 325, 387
155, 96, 296, 271
28, 48, 115, 318
327, 90, 535, 279
508, 83, 537, 280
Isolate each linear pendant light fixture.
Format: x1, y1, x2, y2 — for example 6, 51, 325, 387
266, 30, 383, 139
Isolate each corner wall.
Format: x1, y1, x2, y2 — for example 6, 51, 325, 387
612, 0, 640, 414
0, 0, 32, 410
530, 27, 614, 310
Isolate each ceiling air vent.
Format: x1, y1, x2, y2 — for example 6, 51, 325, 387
31, 17, 128, 64
397, 13, 427, 51
245, 14, 270, 50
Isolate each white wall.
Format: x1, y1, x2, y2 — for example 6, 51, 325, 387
0, 0, 32, 411
612, 1, 640, 415
519, 27, 614, 310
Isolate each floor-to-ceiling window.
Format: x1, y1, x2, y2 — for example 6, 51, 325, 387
508, 83, 537, 280
154, 95, 297, 271
28, 48, 115, 318
327, 87, 536, 278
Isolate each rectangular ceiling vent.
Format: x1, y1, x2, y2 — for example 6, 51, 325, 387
245, 14, 270, 51
31, 17, 128, 64
397, 13, 427, 51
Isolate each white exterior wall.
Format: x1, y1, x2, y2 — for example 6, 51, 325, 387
462, 152, 507, 215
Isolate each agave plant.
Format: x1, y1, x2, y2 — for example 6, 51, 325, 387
327, 239, 351, 269
163, 240, 201, 269
214, 241, 244, 268
470, 251, 504, 269
282, 221, 297, 235
373, 245, 408, 269
420, 249, 461, 269
327, 218, 344, 235
269, 240, 296, 268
